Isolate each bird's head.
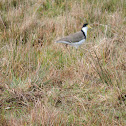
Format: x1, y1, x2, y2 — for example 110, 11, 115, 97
81, 23, 92, 37
82, 23, 92, 29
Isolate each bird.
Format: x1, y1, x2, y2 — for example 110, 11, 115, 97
56, 23, 92, 49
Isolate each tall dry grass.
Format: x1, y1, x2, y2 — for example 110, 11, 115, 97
0, 0, 126, 125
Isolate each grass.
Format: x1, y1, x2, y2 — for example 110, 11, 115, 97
0, 0, 126, 125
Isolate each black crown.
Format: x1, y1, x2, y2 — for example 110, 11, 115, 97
83, 23, 88, 27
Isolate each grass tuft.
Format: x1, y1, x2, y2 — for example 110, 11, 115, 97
0, 0, 126, 125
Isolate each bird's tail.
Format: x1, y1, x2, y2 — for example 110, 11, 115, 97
56, 41, 71, 45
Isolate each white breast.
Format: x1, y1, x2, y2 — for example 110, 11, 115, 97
70, 39, 86, 49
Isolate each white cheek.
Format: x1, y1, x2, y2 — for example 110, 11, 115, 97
82, 27, 88, 36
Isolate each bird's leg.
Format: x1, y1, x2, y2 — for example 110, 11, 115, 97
75, 47, 78, 59
65, 44, 68, 48
76, 48, 77, 52
65, 44, 70, 55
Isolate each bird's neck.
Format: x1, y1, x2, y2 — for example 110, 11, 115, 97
81, 27, 88, 38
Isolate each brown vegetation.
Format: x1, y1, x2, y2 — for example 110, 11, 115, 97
0, 0, 126, 125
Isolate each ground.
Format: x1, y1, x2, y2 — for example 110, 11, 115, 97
0, 0, 126, 125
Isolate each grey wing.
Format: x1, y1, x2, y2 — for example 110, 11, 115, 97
57, 31, 85, 43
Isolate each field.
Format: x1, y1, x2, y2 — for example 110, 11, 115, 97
0, 0, 126, 125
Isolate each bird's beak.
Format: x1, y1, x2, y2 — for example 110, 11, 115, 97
88, 25, 92, 29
